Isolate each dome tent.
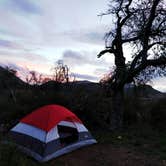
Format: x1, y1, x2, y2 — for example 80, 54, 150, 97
10, 104, 97, 162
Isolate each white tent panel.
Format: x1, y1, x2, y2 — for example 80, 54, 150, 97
58, 121, 76, 128
11, 122, 46, 142
58, 121, 88, 132
74, 123, 88, 132
46, 126, 59, 143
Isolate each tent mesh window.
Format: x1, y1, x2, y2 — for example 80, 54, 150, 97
57, 125, 78, 146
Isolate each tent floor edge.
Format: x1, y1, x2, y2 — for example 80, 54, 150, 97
43, 139, 97, 162
14, 139, 97, 162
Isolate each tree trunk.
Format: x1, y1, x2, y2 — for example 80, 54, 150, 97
109, 88, 124, 131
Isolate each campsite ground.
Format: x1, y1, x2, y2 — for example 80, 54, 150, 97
0, 68, 166, 165
1, 125, 166, 166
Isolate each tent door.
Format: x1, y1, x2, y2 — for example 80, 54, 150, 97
57, 125, 78, 146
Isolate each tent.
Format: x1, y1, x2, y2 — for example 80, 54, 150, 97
10, 104, 97, 162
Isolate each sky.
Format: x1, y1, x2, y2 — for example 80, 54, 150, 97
0, 0, 165, 92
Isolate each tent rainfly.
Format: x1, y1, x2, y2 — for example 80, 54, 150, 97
10, 104, 97, 162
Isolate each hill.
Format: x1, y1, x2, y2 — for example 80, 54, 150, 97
0, 65, 164, 98
0, 65, 165, 128
124, 84, 165, 98
0, 65, 165, 127
0, 66, 27, 89
40, 80, 165, 98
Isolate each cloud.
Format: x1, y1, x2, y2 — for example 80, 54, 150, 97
61, 49, 113, 82
5, 0, 41, 14
152, 77, 166, 92
0, 39, 13, 48
62, 49, 113, 67
72, 73, 98, 81
64, 25, 107, 46
63, 50, 87, 65
0, 49, 48, 63
94, 67, 112, 77
0, 0, 108, 58
0, 0, 125, 85
0, 39, 24, 50
84, 31, 104, 45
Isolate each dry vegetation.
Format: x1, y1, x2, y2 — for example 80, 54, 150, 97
0, 78, 166, 165
0, 65, 166, 166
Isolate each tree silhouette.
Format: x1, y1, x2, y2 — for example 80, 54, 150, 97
98, 0, 166, 130
26, 71, 44, 85
25, 61, 74, 85
52, 60, 74, 83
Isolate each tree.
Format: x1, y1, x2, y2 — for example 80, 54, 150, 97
51, 60, 74, 83
98, 0, 166, 130
26, 71, 43, 85
25, 61, 75, 85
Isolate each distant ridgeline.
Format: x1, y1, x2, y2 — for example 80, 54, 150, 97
0, 66, 165, 98
124, 84, 164, 98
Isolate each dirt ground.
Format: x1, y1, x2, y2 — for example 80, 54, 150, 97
52, 143, 165, 166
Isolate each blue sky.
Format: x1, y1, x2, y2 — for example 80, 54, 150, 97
0, 0, 165, 91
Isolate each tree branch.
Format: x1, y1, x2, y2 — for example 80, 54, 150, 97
148, 41, 166, 49
129, 51, 144, 71
97, 48, 114, 58
120, 0, 133, 26
129, 55, 166, 79
142, 0, 160, 50
132, 0, 160, 64
122, 35, 140, 43
147, 56, 166, 67
145, 0, 160, 34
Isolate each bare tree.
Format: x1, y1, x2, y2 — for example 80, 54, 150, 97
26, 71, 43, 85
98, 0, 166, 130
25, 61, 75, 85
52, 60, 73, 83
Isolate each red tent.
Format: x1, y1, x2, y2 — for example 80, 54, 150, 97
21, 105, 82, 131
10, 104, 97, 162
